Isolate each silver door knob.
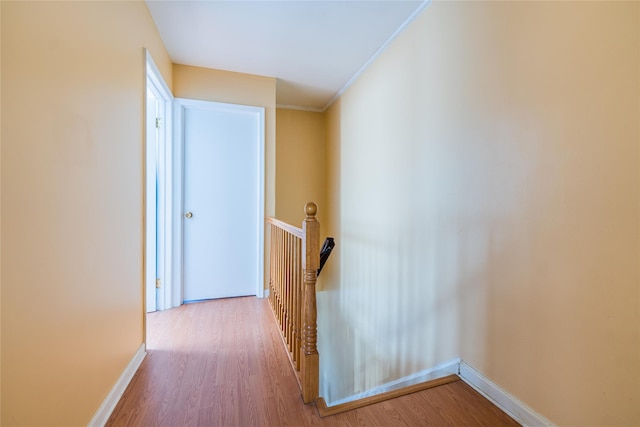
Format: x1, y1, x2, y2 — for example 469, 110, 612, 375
185, 212, 193, 218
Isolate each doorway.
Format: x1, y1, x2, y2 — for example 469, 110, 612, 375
144, 50, 265, 318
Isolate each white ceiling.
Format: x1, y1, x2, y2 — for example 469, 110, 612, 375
146, 0, 429, 111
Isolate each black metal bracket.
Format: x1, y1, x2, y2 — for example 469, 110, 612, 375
317, 237, 335, 277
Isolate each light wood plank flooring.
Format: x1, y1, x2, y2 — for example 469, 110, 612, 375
107, 297, 520, 426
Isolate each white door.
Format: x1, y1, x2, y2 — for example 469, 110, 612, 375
181, 100, 264, 302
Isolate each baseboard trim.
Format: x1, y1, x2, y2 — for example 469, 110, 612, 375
317, 374, 460, 417
317, 358, 461, 417
458, 361, 554, 427
316, 359, 553, 425
87, 343, 146, 427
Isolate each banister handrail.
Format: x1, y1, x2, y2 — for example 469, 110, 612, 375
266, 202, 320, 404
266, 216, 303, 238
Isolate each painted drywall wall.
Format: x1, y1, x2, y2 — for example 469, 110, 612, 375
321, 1, 639, 425
275, 108, 325, 231
172, 64, 276, 292
0, 2, 3, 421
1, 1, 172, 424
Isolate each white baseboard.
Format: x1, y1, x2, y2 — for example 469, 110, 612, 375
458, 360, 554, 427
327, 358, 460, 407
264, 288, 270, 298
87, 343, 146, 427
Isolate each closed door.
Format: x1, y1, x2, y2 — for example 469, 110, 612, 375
181, 100, 264, 302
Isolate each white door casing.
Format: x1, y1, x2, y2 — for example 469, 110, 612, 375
145, 50, 173, 312
145, 85, 159, 312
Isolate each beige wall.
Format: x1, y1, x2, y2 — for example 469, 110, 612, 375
0, 2, 3, 421
275, 108, 325, 229
322, 1, 640, 425
1, 1, 172, 424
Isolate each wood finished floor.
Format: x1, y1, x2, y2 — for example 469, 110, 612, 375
107, 297, 520, 426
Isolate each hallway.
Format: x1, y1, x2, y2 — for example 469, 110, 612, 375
107, 297, 519, 426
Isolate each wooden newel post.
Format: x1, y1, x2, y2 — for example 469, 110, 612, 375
301, 202, 319, 403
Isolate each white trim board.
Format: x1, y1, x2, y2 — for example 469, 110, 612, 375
87, 344, 146, 427
458, 360, 554, 427
323, 358, 552, 426
326, 358, 460, 407
276, 103, 323, 113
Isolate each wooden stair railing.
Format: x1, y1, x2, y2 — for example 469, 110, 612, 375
267, 202, 320, 404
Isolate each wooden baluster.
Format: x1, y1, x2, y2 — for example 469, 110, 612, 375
279, 228, 285, 332
301, 202, 319, 403
283, 231, 288, 344
292, 235, 298, 367
268, 224, 272, 309
274, 225, 279, 316
271, 225, 277, 318
271, 224, 276, 311
277, 227, 283, 328
286, 231, 293, 350
274, 224, 278, 312
288, 232, 295, 352
278, 230, 285, 331
295, 236, 302, 370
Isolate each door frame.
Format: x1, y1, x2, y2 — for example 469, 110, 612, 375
145, 50, 174, 312
174, 98, 265, 303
